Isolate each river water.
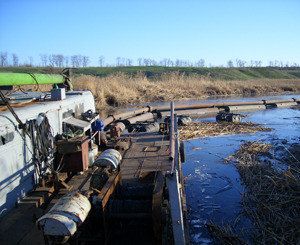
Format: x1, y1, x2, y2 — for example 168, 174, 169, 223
181, 95, 300, 244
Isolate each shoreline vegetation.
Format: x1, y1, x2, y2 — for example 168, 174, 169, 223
1, 66, 300, 111
73, 72, 300, 111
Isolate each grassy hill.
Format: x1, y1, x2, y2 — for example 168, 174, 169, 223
1, 66, 300, 80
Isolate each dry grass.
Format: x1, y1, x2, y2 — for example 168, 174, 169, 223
221, 141, 300, 244
72, 72, 300, 110
178, 122, 272, 141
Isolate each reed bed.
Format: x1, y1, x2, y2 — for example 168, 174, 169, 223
72, 72, 300, 110
212, 141, 300, 244
178, 122, 272, 141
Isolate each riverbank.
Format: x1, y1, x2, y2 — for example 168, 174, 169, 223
72, 73, 300, 111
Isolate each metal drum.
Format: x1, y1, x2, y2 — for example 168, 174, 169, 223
94, 149, 122, 169
37, 191, 91, 237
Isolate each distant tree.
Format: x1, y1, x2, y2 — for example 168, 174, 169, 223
28, 56, 34, 66
64, 56, 69, 67
82, 56, 89, 67
40, 54, 48, 67
143, 58, 150, 66
195, 59, 205, 67
116, 57, 121, 66
49, 55, 55, 67
71, 55, 83, 67
71, 55, 77, 67
137, 58, 143, 66
12, 53, 19, 67
0, 52, 8, 67
56, 54, 64, 67
99, 56, 105, 67
236, 59, 246, 67
227, 60, 234, 68
254, 60, 262, 67
126, 58, 133, 66
269, 61, 274, 67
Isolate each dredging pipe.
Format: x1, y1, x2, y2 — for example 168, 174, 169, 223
152, 99, 298, 112
0, 70, 73, 90
158, 108, 219, 118
152, 100, 265, 111
122, 112, 154, 127
102, 106, 152, 127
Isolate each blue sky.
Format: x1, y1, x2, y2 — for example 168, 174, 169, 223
0, 0, 299, 67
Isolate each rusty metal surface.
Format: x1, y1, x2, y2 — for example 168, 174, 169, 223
37, 191, 91, 236
94, 149, 122, 169
121, 132, 171, 186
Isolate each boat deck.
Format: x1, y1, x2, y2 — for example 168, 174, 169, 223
121, 132, 171, 186
0, 132, 182, 245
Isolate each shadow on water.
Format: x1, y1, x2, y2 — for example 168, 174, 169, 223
181, 101, 300, 244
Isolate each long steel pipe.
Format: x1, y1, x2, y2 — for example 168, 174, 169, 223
103, 106, 152, 127
153, 100, 265, 111
122, 112, 154, 127
0, 73, 64, 86
158, 108, 219, 118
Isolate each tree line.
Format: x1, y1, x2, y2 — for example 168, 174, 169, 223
0, 52, 299, 68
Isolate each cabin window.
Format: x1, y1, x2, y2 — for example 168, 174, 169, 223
0, 132, 14, 146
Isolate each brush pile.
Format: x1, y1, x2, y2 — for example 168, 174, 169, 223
178, 122, 272, 141
228, 141, 300, 244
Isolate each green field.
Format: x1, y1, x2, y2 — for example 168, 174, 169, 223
1, 66, 300, 80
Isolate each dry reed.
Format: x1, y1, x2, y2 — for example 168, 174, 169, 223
72, 72, 300, 111
178, 122, 272, 141
224, 141, 300, 244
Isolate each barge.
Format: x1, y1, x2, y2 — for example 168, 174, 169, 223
0, 71, 189, 244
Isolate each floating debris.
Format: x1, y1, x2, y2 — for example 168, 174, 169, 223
179, 122, 272, 141
224, 141, 300, 244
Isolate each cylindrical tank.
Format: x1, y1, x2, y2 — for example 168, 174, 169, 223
94, 149, 122, 169
37, 192, 91, 237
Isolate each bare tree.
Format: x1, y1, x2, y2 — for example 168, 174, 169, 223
99, 56, 105, 67
137, 58, 143, 66
28, 56, 34, 66
12, 53, 19, 67
0, 52, 8, 67
71, 55, 83, 67
64, 56, 69, 67
49, 55, 56, 67
236, 59, 246, 67
143, 58, 150, 66
116, 57, 121, 66
254, 60, 262, 67
126, 58, 133, 66
82, 56, 89, 67
175, 59, 181, 67
40, 54, 48, 67
195, 59, 205, 67
227, 60, 234, 68
56, 54, 64, 67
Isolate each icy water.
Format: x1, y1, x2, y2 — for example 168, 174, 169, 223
182, 98, 300, 244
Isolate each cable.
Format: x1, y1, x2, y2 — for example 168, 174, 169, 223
27, 73, 40, 91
